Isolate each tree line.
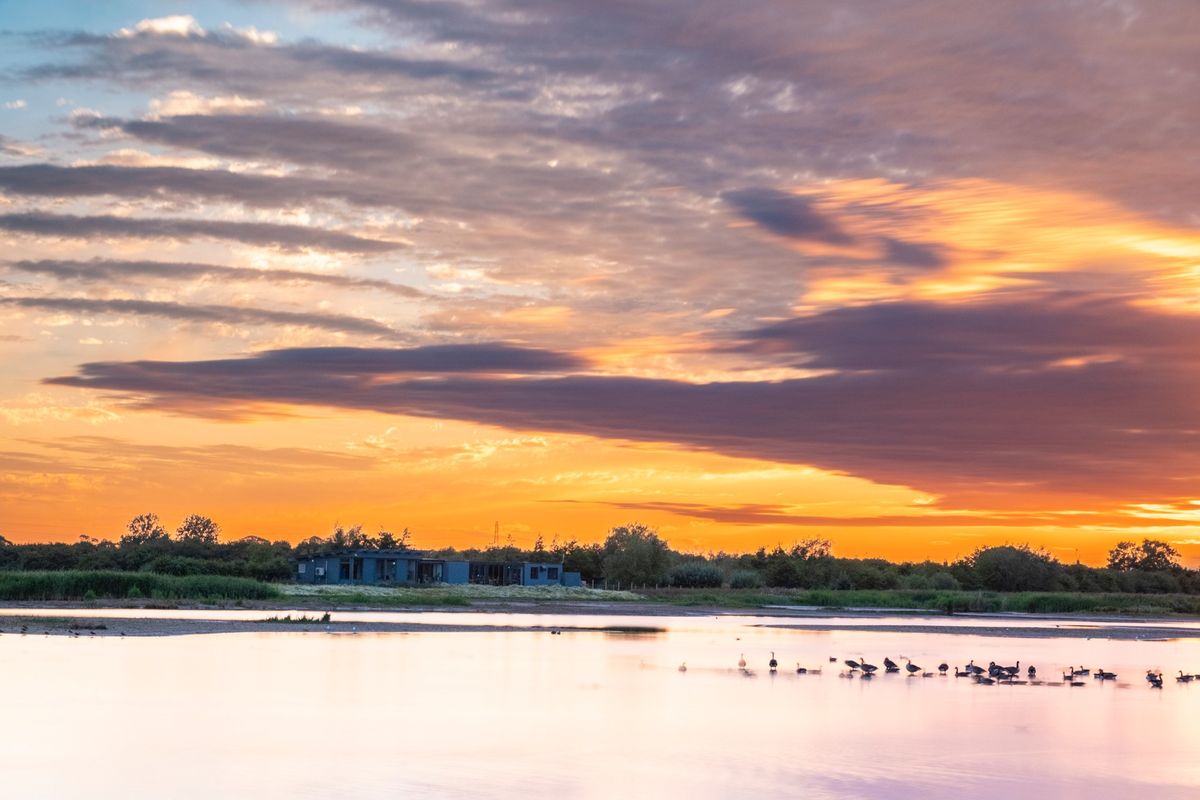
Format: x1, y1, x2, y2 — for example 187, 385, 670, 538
0, 515, 1195, 594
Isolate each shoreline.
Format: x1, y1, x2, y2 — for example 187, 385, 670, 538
2, 601, 1199, 639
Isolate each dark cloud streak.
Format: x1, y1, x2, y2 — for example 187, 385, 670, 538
7, 259, 423, 297
0, 212, 401, 253
2, 297, 399, 338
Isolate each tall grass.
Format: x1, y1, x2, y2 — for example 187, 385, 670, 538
0, 571, 280, 601
647, 588, 1200, 616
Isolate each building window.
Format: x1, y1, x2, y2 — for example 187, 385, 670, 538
298, 563, 307, 574
352, 559, 363, 581
548, 567, 558, 580
339, 560, 351, 580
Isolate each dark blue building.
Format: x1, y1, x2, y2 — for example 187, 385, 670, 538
295, 549, 581, 587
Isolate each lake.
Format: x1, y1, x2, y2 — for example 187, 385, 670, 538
1, 610, 1197, 798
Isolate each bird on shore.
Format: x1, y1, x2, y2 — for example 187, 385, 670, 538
738, 653, 746, 670
966, 660, 984, 676
1027, 665, 1036, 679
859, 658, 878, 674
938, 663, 949, 675
769, 652, 778, 671
883, 657, 899, 671
905, 659, 921, 675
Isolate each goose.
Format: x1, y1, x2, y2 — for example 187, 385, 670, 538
1096, 669, 1117, 680
976, 676, 995, 685
1001, 661, 1020, 677
883, 657, 899, 671
769, 652, 778, 671
795, 663, 807, 674
844, 659, 861, 671
1148, 672, 1163, 689
966, 661, 985, 676
738, 653, 746, 670
1071, 667, 1090, 677
1177, 671, 1194, 683
859, 658, 878, 674
905, 659, 921, 675
829, 656, 837, 662
954, 666, 971, 677
1027, 665, 1036, 678
678, 662, 688, 673
938, 663, 949, 675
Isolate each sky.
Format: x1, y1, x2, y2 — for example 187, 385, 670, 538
1, 1, 1199, 564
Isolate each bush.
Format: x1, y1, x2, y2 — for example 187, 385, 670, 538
0, 571, 280, 601
667, 562, 724, 588
729, 569, 763, 589
928, 571, 960, 591
765, 558, 802, 588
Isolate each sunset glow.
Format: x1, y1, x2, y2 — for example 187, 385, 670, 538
2, 1, 1199, 565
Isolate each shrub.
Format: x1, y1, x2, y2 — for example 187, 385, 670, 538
667, 562, 724, 588
765, 558, 802, 588
728, 569, 763, 589
0, 571, 280, 601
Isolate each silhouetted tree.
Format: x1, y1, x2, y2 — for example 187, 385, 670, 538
602, 522, 670, 586
1108, 539, 1180, 572
121, 513, 169, 547
176, 514, 220, 545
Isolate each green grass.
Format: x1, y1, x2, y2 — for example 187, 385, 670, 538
293, 589, 472, 607
642, 588, 1200, 616
0, 571, 281, 602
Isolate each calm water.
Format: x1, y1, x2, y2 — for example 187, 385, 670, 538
1, 611, 1198, 798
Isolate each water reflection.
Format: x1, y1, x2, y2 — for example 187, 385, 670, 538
1, 614, 1198, 798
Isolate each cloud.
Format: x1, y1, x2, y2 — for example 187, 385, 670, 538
116, 16, 206, 39
74, 112, 415, 171
26, 23, 498, 95
0, 163, 401, 209
728, 295, 1200, 371
42, 303, 1200, 504
4, 100, 27, 110
0, 135, 42, 158
722, 188, 853, 244
880, 237, 945, 269
0, 212, 402, 253
590, 500, 1154, 529
6, 259, 423, 298
1, 297, 399, 338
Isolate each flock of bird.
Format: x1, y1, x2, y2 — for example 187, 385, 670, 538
677, 651, 1200, 689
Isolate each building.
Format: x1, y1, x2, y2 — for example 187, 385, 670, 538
295, 549, 581, 587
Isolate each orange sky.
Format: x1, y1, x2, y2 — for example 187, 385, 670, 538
2, 3, 1200, 566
